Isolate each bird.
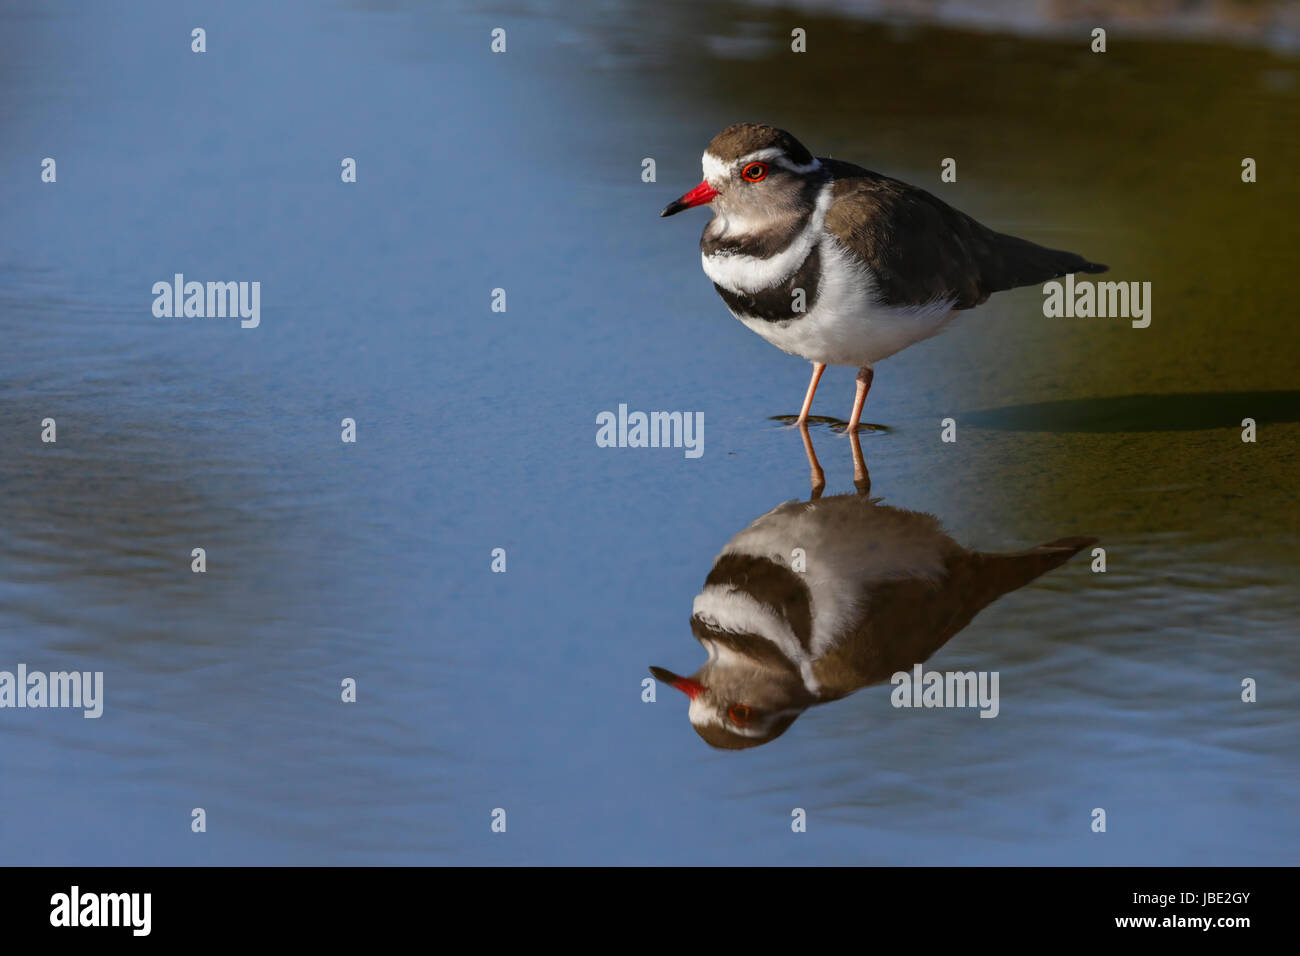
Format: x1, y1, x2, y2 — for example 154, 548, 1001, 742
649, 492, 1095, 749
660, 123, 1107, 432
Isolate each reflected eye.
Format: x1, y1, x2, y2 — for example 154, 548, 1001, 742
728, 705, 753, 725
741, 162, 768, 182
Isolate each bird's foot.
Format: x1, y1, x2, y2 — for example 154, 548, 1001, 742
772, 415, 888, 433
771, 414, 845, 430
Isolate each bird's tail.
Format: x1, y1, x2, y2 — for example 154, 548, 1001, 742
988, 231, 1107, 292
971, 535, 1098, 607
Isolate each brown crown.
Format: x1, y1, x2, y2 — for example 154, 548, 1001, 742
706, 123, 814, 166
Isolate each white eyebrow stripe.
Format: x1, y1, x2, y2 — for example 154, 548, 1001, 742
701, 148, 822, 182
737, 147, 821, 174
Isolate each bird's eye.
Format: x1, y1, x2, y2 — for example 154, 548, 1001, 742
741, 162, 768, 182
728, 705, 753, 725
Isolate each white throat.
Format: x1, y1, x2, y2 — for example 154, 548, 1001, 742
700, 179, 833, 294
692, 586, 822, 695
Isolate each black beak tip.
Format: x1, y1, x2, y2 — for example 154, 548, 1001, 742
649, 665, 676, 682
659, 201, 684, 218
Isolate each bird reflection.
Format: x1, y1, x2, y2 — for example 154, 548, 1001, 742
650, 425, 1095, 749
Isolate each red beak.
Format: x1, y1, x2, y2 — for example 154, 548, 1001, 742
660, 180, 718, 217
649, 666, 706, 699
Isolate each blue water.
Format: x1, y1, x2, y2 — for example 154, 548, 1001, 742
1, 0, 1296, 865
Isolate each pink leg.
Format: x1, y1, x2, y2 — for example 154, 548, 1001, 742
849, 428, 870, 495
795, 362, 827, 426
798, 422, 825, 499
845, 366, 874, 434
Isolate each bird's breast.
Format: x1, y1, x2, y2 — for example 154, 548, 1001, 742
708, 244, 822, 323
706, 235, 958, 367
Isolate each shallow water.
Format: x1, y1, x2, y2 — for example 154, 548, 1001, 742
1, 0, 1296, 864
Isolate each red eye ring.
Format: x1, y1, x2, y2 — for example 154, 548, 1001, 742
728, 705, 753, 725
741, 162, 768, 182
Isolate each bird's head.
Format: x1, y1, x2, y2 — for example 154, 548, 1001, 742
660, 123, 824, 223
649, 653, 815, 750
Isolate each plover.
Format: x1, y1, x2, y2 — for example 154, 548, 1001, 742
661, 123, 1107, 431
650, 492, 1095, 749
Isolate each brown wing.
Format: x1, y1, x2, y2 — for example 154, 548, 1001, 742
813, 535, 1097, 698
821, 159, 1106, 310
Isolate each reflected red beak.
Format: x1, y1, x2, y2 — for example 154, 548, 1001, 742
660, 180, 719, 217
649, 666, 707, 699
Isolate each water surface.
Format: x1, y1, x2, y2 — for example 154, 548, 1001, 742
0, 0, 1296, 865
